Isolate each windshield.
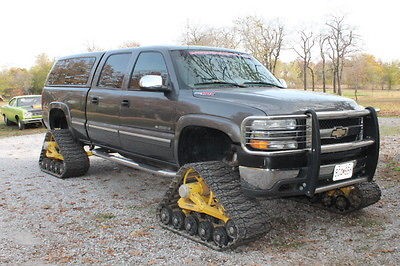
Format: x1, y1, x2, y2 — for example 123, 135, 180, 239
171, 50, 281, 89
16, 97, 41, 108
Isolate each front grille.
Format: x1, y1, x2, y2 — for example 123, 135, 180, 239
32, 111, 42, 116
319, 117, 362, 145
319, 118, 361, 129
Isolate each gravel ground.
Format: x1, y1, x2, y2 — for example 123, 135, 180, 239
0, 118, 399, 265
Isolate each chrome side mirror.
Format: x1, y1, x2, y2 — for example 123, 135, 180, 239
139, 75, 169, 91
278, 78, 288, 89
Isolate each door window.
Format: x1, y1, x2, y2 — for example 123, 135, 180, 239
129, 52, 168, 90
98, 53, 132, 88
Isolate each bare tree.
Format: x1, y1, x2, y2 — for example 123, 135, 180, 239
86, 41, 103, 52
119, 41, 140, 48
234, 16, 284, 74
293, 30, 315, 90
181, 22, 240, 49
326, 15, 358, 95
318, 34, 329, 92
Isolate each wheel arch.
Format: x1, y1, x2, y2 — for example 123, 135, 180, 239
47, 102, 72, 130
174, 115, 241, 166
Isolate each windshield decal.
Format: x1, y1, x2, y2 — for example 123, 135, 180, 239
188, 51, 251, 58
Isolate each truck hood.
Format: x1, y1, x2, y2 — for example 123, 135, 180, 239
193, 88, 360, 115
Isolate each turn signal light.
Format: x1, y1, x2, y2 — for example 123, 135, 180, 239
249, 139, 270, 150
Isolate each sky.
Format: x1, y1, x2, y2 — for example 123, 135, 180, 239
0, 0, 398, 69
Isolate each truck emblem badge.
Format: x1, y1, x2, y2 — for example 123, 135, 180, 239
331, 126, 348, 139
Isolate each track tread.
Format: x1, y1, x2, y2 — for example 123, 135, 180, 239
39, 129, 89, 178
292, 181, 381, 214
158, 161, 269, 250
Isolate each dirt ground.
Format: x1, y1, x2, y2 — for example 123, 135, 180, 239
0, 119, 399, 265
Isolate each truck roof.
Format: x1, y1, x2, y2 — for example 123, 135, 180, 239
58, 45, 248, 60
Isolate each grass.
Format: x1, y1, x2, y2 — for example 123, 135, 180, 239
325, 89, 400, 117
0, 119, 46, 138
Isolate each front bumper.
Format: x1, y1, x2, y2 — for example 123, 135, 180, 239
239, 107, 379, 198
22, 117, 43, 124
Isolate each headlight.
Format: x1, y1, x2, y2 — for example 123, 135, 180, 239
24, 112, 32, 118
250, 119, 297, 130
249, 119, 298, 150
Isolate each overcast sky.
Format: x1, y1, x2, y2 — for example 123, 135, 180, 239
0, 0, 398, 69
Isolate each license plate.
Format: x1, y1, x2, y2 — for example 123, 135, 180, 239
333, 161, 355, 181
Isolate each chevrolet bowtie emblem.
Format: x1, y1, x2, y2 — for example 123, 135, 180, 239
331, 126, 348, 139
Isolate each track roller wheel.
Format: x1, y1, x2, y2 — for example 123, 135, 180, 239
225, 220, 238, 239
184, 214, 199, 236
198, 220, 214, 241
334, 195, 350, 212
213, 226, 229, 247
159, 206, 173, 225
172, 211, 185, 230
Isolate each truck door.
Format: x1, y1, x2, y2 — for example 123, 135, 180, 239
119, 51, 176, 162
86, 52, 132, 148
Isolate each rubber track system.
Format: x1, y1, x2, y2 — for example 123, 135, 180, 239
292, 181, 381, 214
39, 129, 90, 178
158, 161, 269, 250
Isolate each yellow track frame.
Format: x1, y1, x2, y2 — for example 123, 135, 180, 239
177, 168, 230, 223
44, 136, 64, 161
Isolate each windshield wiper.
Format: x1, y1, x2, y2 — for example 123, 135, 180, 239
242, 81, 282, 88
194, 80, 247, 88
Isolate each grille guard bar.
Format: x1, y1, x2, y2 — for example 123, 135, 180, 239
240, 107, 380, 196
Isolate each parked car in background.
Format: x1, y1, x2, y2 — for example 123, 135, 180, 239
0, 95, 43, 130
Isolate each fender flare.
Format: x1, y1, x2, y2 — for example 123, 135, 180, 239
173, 114, 241, 163
46, 102, 72, 129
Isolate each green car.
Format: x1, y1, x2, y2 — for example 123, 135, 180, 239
1, 95, 43, 130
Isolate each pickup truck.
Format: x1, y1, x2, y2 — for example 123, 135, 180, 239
39, 46, 381, 250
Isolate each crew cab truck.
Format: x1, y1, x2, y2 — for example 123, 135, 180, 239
40, 46, 381, 250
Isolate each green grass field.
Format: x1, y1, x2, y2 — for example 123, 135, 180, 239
320, 89, 400, 117
0, 119, 46, 138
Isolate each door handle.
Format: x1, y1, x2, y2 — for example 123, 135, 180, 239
121, 100, 130, 107
91, 97, 99, 104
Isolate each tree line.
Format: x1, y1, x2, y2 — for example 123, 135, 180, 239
0, 54, 53, 98
1, 15, 399, 98
181, 15, 400, 95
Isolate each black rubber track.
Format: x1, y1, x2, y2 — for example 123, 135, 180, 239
291, 181, 381, 214
158, 161, 269, 251
39, 129, 90, 178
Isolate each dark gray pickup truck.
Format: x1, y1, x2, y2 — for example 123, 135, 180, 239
39, 46, 381, 250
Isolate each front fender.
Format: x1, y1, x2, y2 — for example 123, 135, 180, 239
173, 114, 241, 162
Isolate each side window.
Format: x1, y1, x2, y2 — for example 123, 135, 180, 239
47, 57, 96, 86
129, 52, 168, 90
9, 99, 16, 106
97, 53, 131, 88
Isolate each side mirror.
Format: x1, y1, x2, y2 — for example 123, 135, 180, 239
139, 75, 170, 91
278, 78, 288, 89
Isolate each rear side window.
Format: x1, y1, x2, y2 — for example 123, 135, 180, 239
129, 52, 168, 90
97, 53, 131, 88
47, 57, 96, 86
